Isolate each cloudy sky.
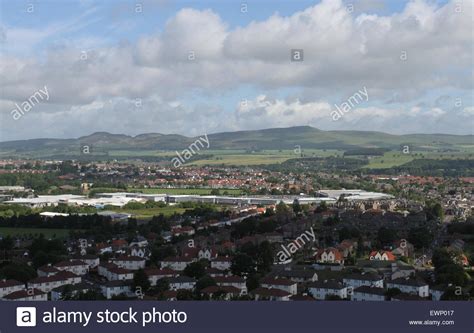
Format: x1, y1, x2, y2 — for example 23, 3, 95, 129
0, 0, 472, 141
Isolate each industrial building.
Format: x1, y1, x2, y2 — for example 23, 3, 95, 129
4, 189, 393, 209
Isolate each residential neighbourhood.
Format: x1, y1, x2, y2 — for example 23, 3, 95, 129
0, 0, 472, 332
0, 161, 472, 302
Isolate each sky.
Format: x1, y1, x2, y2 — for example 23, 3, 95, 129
0, 0, 472, 141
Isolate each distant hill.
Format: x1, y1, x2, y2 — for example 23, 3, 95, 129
0, 126, 472, 159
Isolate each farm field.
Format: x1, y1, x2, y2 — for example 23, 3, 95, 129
85, 147, 474, 168
189, 153, 294, 166
365, 152, 415, 169
365, 149, 474, 169
188, 149, 344, 166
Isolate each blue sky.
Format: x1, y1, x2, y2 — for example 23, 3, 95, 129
0, 0, 472, 140
2, 1, 447, 51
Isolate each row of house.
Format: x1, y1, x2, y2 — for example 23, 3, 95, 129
306, 276, 430, 301
159, 256, 232, 271
0, 254, 148, 301
314, 246, 399, 265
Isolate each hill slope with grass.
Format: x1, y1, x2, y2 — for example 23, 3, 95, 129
0, 126, 472, 159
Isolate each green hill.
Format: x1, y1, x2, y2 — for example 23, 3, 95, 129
0, 126, 472, 159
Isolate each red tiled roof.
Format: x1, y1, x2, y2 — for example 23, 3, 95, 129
114, 255, 145, 262
162, 290, 178, 299
162, 256, 194, 262
4, 288, 45, 300
315, 248, 344, 261
112, 239, 128, 246
182, 247, 199, 257
252, 287, 291, 297
339, 240, 354, 248
145, 268, 177, 276
201, 286, 241, 294
261, 277, 296, 286
214, 276, 245, 284
109, 267, 132, 275
38, 265, 60, 273
29, 271, 78, 284
54, 260, 87, 267
369, 250, 396, 260
0, 279, 23, 288
99, 262, 118, 269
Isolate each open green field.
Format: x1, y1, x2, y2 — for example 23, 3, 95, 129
188, 149, 344, 166
365, 153, 415, 169
108, 150, 175, 157
189, 154, 294, 166
365, 149, 474, 169
78, 146, 474, 167
128, 187, 242, 195
0, 227, 72, 239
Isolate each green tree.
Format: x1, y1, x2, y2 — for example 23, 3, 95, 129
176, 289, 194, 300
151, 245, 176, 262
435, 263, 467, 286
71, 290, 106, 300
377, 227, 398, 246
133, 268, 151, 291
256, 241, 273, 273
60, 284, 74, 300
183, 261, 207, 279
246, 274, 260, 292
385, 288, 401, 299
59, 161, 77, 175
432, 248, 452, 269
275, 201, 290, 222
316, 201, 327, 212
432, 248, 467, 286
154, 278, 170, 294
426, 201, 444, 221
195, 275, 216, 292
0, 236, 14, 250
0, 263, 37, 283
32, 251, 54, 269
231, 253, 255, 276
440, 286, 469, 300
408, 227, 433, 249
292, 199, 302, 214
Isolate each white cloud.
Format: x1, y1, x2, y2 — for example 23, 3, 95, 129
463, 107, 474, 116
0, 0, 472, 140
